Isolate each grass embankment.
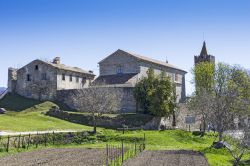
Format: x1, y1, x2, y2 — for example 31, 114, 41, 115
0, 94, 92, 131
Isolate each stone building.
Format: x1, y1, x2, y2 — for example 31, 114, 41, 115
8, 57, 95, 100
94, 49, 187, 112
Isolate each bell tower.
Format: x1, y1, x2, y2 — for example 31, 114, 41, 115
194, 41, 215, 65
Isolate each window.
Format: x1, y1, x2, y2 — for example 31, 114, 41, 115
62, 74, 65, 81
41, 73, 47, 80
76, 76, 79, 83
70, 75, 73, 82
116, 65, 123, 74
82, 77, 86, 84
175, 74, 178, 82
27, 74, 31, 81
35, 65, 39, 70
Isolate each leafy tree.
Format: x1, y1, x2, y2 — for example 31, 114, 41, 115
193, 61, 215, 93
189, 62, 215, 133
134, 68, 177, 118
190, 63, 250, 142
134, 68, 155, 114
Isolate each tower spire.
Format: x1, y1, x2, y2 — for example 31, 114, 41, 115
200, 41, 208, 56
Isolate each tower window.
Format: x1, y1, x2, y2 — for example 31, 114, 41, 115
27, 74, 31, 81
35, 65, 39, 70
62, 74, 65, 81
76, 76, 79, 83
70, 75, 73, 82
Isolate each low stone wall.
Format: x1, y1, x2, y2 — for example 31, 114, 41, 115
46, 109, 153, 129
56, 87, 137, 113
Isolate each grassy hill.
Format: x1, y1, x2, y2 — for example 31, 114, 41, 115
0, 94, 92, 132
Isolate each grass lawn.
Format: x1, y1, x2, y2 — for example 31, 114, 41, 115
0, 94, 92, 132
1, 94, 250, 165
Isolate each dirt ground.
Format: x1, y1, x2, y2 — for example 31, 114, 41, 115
0, 148, 105, 166
123, 150, 209, 166
0, 149, 209, 166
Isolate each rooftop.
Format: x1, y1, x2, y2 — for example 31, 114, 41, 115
99, 49, 187, 73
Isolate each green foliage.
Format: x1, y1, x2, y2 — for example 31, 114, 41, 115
134, 68, 176, 117
193, 62, 215, 93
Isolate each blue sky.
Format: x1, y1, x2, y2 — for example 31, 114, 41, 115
0, 0, 249, 95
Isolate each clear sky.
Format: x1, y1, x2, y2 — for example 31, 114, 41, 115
0, 0, 249, 95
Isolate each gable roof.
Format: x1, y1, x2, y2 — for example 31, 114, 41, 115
20, 59, 95, 76
99, 49, 187, 73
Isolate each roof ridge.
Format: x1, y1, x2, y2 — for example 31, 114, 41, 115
119, 49, 186, 73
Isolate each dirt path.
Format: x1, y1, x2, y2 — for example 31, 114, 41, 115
0, 148, 105, 166
123, 150, 209, 166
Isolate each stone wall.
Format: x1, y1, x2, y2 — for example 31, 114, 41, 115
8, 68, 17, 93
56, 71, 93, 90
15, 60, 57, 100
46, 109, 154, 129
57, 86, 137, 113
99, 50, 140, 76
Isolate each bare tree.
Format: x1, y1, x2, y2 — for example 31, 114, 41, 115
188, 89, 213, 134
224, 123, 250, 166
72, 86, 123, 133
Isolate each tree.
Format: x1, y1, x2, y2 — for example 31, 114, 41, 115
134, 68, 177, 118
188, 89, 213, 134
210, 63, 250, 141
148, 72, 175, 117
73, 86, 123, 133
193, 61, 215, 93
134, 68, 155, 114
190, 63, 250, 142
224, 124, 250, 166
190, 62, 215, 133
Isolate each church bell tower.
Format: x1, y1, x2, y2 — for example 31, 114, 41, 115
194, 41, 215, 65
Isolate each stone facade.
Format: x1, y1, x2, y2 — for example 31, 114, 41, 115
95, 49, 187, 112
8, 57, 95, 100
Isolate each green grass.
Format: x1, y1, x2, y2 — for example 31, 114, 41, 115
0, 94, 92, 131
98, 129, 250, 166
1, 94, 250, 165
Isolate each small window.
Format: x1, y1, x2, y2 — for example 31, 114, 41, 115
82, 77, 86, 84
35, 65, 39, 70
62, 74, 65, 81
175, 74, 178, 82
70, 75, 73, 82
117, 65, 123, 74
41, 73, 47, 80
27, 74, 31, 81
76, 76, 79, 83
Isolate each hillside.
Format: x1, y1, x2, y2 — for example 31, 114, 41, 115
0, 94, 92, 132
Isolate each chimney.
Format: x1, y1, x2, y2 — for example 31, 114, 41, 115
53, 57, 60, 64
